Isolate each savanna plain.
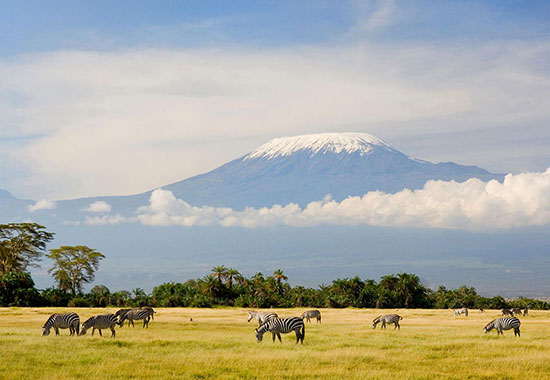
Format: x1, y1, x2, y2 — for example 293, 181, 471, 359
1, 308, 549, 380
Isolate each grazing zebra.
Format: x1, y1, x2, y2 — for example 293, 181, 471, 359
42, 312, 80, 336
142, 307, 155, 320
523, 308, 529, 316
372, 314, 402, 330
255, 317, 305, 344
301, 310, 321, 323
79, 314, 120, 337
454, 308, 469, 317
115, 308, 131, 324
119, 308, 151, 328
501, 309, 514, 317
512, 308, 522, 316
484, 317, 521, 337
247, 311, 278, 326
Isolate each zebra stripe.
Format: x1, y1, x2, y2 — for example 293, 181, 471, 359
300, 310, 321, 323
247, 311, 278, 326
119, 309, 151, 328
79, 314, 119, 337
255, 317, 305, 344
484, 317, 521, 337
42, 312, 80, 336
454, 308, 469, 317
372, 314, 402, 330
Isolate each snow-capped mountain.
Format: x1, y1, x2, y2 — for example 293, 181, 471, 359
1, 132, 502, 213
161, 133, 501, 209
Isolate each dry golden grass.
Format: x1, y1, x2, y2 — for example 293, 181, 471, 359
1, 307, 549, 380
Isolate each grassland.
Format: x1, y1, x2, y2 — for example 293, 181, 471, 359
1, 308, 549, 380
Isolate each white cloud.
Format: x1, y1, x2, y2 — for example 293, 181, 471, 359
1, 42, 549, 199
27, 199, 56, 212
136, 169, 550, 230
84, 214, 134, 225
82, 201, 112, 213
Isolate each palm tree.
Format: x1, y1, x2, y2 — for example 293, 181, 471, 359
211, 265, 228, 285
272, 269, 288, 285
226, 268, 241, 288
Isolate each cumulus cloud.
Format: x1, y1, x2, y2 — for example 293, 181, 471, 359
27, 199, 56, 212
82, 201, 112, 213
135, 169, 550, 230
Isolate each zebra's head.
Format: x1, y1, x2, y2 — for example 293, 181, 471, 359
372, 316, 381, 329
79, 317, 95, 336
41, 326, 51, 336
254, 328, 264, 342
247, 311, 255, 322
483, 320, 495, 334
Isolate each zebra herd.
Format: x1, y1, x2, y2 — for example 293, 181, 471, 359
41, 307, 155, 338
42, 307, 532, 341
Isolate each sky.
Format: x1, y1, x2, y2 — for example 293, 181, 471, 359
1, 0, 549, 200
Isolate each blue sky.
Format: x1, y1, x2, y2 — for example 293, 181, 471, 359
0, 0, 549, 199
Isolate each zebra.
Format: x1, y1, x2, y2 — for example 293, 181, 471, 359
501, 309, 514, 317
247, 311, 278, 326
523, 308, 529, 316
255, 317, 305, 344
119, 308, 151, 328
142, 307, 155, 320
301, 310, 321, 323
454, 308, 469, 317
114, 308, 132, 324
372, 314, 402, 330
42, 312, 80, 336
484, 317, 521, 337
79, 314, 120, 337
512, 308, 522, 316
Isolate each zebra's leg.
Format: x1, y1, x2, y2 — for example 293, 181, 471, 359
131, 320, 135, 328
54, 327, 59, 336
382, 321, 386, 330
110, 326, 116, 338
92, 328, 95, 336
98, 329, 103, 337
515, 328, 520, 337
317, 316, 321, 324
277, 333, 282, 343
272, 332, 276, 343
395, 322, 400, 330
296, 331, 300, 344
69, 326, 74, 336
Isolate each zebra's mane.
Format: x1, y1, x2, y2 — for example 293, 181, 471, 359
43, 314, 57, 327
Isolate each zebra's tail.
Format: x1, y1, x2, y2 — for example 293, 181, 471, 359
399, 316, 403, 320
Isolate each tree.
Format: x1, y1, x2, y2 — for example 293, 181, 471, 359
47, 245, 104, 295
272, 269, 288, 286
0, 223, 54, 275
211, 265, 228, 285
226, 268, 242, 288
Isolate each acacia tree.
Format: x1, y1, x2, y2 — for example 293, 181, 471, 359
0, 223, 54, 275
47, 245, 104, 295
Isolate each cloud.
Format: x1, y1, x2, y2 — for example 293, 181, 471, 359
84, 214, 134, 225
82, 201, 112, 213
1, 41, 549, 199
27, 199, 56, 212
350, 0, 397, 33
135, 169, 550, 230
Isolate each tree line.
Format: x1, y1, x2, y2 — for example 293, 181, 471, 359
1, 222, 549, 310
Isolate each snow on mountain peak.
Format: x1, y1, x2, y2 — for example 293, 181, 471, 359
244, 133, 392, 160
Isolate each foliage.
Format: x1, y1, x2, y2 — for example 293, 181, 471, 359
0, 270, 42, 306
47, 245, 105, 295
0, 223, 54, 275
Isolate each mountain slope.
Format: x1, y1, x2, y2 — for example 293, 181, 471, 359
162, 133, 502, 208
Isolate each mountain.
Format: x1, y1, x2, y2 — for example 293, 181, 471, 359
161, 133, 502, 209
